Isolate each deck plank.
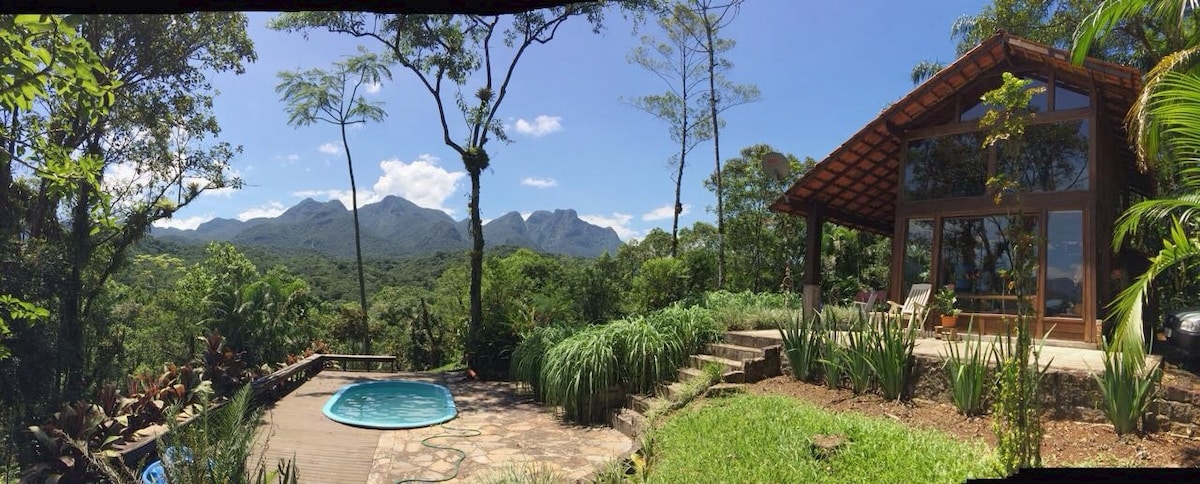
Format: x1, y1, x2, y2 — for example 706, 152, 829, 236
253, 371, 437, 484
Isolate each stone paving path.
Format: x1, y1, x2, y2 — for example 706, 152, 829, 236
254, 370, 631, 484
367, 375, 631, 483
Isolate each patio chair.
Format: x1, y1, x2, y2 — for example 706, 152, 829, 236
851, 289, 884, 324
885, 283, 932, 334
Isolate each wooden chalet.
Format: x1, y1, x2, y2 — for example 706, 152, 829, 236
771, 32, 1152, 343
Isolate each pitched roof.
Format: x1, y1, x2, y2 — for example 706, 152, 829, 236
769, 32, 1142, 235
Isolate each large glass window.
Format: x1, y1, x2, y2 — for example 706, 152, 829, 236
1045, 211, 1084, 318
961, 77, 1048, 121
1054, 81, 1089, 110
904, 131, 987, 200
939, 215, 1038, 314
903, 219, 934, 290
997, 120, 1089, 192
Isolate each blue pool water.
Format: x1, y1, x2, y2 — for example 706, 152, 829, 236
322, 380, 457, 429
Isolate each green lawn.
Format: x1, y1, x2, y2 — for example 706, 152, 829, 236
644, 394, 1001, 483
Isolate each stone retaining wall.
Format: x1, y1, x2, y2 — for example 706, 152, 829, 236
907, 355, 1200, 432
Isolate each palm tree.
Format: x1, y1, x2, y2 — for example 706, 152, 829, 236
1073, 0, 1200, 358
277, 50, 390, 355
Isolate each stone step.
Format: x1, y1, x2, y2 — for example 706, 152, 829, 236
677, 367, 706, 383
627, 393, 655, 414
705, 383, 746, 398
706, 342, 765, 362
660, 381, 688, 401
689, 354, 743, 373
610, 408, 646, 439
722, 331, 783, 349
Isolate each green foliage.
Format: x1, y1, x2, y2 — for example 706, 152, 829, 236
820, 225, 892, 304
1094, 337, 1162, 435
475, 460, 567, 484
631, 257, 690, 312
510, 324, 580, 397
610, 317, 684, 395
841, 324, 875, 395
700, 290, 793, 330
704, 145, 814, 292
818, 328, 844, 390
931, 285, 961, 317
867, 315, 917, 401
539, 325, 621, 423
645, 304, 720, 356
778, 311, 821, 381
941, 321, 993, 417
161, 384, 298, 484
645, 394, 1000, 483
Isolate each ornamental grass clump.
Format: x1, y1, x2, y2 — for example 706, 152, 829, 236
842, 322, 875, 394
510, 324, 579, 398
539, 326, 620, 423
1094, 337, 1162, 435
649, 304, 721, 356
818, 329, 844, 390
942, 320, 992, 416
778, 310, 822, 381
610, 317, 684, 395
867, 313, 917, 401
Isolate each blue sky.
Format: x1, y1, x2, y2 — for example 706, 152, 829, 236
153, 1, 989, 240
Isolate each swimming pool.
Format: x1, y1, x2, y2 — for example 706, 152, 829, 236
322, 380, 457, 429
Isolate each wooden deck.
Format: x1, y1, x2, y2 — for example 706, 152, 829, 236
253, 371, 438, 483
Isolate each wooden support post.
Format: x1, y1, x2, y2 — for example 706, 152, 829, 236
803, 207, 824, 322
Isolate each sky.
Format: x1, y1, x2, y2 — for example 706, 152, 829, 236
152, 1, 990, 241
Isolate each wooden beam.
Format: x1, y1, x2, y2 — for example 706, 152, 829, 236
804, 206, 823, 286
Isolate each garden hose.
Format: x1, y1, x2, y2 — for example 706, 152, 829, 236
395, 424, 482, 484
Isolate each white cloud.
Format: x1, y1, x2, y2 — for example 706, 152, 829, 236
520, 177, 558, 188
237, 201, 286, 221
513, 115, 563, 137
287, 154, 300, 161
520, 212, 532, 221
152, 214, 214, 231
318, 142, 340, 155
365, 82, 381, 94
292, 154, 465, 215
580, 212, 638, 241
642, 203, 690, 221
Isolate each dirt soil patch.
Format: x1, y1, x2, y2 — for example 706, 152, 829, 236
750, 376, 1200, 468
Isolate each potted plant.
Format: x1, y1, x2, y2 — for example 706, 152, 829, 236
933, 285, 962, 329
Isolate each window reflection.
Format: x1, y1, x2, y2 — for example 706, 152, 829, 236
904, 219, 933, 290
961, 77, 1047, 121
1045, 211, 1083, 318
904, 132, 986, 200
1054, 82, 1089, 110
938, 215, 1038, 315
997, 120, 1089, 192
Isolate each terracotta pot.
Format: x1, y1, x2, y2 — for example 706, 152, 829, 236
940, 314, 958, 329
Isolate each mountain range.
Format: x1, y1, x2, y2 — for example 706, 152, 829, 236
151, 195, 622, 258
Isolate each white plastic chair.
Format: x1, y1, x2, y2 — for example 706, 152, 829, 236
886, 283, 932, 334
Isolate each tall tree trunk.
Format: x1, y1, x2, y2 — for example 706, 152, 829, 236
706, 22, 725, 290
59, 157, 93, 402
0, 109, 17, 237
466, 166, 484, 372
342, 124, 371, 355
671, 99, 688, 259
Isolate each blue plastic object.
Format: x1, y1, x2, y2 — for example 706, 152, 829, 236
140, 460, 165, 484
323, 380, 457, 429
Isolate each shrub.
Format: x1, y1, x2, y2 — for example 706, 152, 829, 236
1094, 337, 1161, 435
631, 257, 690, 312
942, 321, 992, 416
702, 290, 794, 330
